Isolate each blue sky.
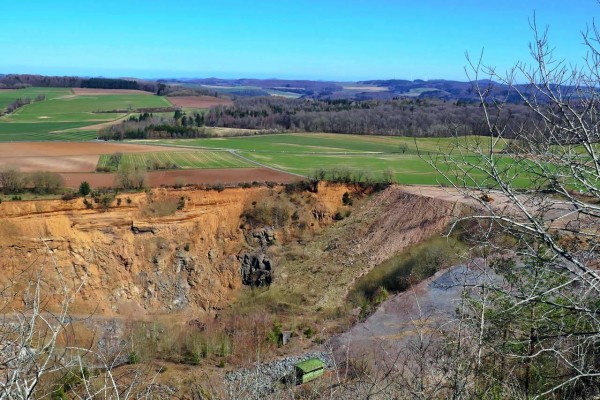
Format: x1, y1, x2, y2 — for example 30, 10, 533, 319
0, 1, 597, 81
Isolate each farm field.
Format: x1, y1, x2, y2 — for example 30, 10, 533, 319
240, 151, 532, 186
139, 133, 504, 154
0, 87, 172, 141
57, 168, 299, 189
0, 142, 187, 172
97, 150, 255, 171
0, 87, 72, 109
133, 133, 517, 185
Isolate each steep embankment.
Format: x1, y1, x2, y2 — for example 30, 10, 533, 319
0, 188, 264, 315
269, 186, 468, 309
0, 184, 469, 318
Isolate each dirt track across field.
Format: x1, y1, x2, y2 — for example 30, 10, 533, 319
59, 168, 300, 188
72, 88, 152, 95
167, 96, 232, 108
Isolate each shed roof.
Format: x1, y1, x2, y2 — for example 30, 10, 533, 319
295, 358, 326, 373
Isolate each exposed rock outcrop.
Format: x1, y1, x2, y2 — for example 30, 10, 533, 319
238, 252, 273, 287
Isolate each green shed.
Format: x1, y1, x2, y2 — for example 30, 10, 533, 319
294, 358, 326, 384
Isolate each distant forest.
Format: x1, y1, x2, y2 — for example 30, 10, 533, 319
204, 97, 533, 137
0, 74, 222, 98
99, 97, 535, 140
0, 74, 160, 93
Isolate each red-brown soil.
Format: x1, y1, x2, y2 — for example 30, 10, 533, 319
59, 168, 300, 188
167, 96, 232, 108
72, 88, 152, 95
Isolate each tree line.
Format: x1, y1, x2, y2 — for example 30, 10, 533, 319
98, 97, 538, 140
97, 111, 210, 140
0, 169, 62, 195
203, 97, 535, 137
0, 74, 159, 93
0, 75, 227, 98
0, 94, 46, 116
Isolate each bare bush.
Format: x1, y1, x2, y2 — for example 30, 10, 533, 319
0, 168, 26, 194
422, 15, 600, 399
30, 171, 63, 194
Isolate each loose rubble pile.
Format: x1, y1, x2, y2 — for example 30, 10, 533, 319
224, 352, 334, 398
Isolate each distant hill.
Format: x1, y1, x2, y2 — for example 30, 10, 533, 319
164, 77, 520, 103
0, 73, 533, 103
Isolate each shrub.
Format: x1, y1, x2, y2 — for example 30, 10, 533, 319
61, 192, 78, 201
31, 171, 63, 194
177, 196, 186, 210
182, 351, 201, 366
0, 168, 26, 194
99, 194, 114, 211
83, 199, 93, 209
266, 322, 283, 345
116, 165, 147, 190
302, 326, 315, 338
128, 351, 140, 364
243, 199, 291, 228
184, 243, 191, 252
78, 181, 91, 196
382, 168, 396, 184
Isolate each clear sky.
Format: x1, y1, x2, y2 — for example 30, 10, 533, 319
1, 0, 598, 81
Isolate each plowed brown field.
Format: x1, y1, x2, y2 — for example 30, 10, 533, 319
59, 168, 299, 188
0, 142, 185, 172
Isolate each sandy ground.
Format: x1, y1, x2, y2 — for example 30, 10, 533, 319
167, 96, 232, 108
71, 88, 152, 95
0, 142, 186, 172
59, 168, 300, 188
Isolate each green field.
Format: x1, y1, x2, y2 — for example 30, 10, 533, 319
97, 151, 255, 171
140, 133, 505, 154
128, 133, 518, 185
0, 87, 72, 109
0, 88, 172, 142
0, 90, 527, 187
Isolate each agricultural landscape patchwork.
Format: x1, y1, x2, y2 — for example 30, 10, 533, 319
0, 76, 581, 398
0, 87, 518, 188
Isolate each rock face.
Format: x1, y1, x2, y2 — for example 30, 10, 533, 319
0, 187, 276, 315
238, 253, 273, 287
251, 228, 276, 248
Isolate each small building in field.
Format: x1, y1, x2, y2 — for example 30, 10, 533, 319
294, 358, 326, 384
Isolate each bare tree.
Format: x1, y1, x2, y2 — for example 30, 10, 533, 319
424, 15, 600, 399
0, 245, 158, 399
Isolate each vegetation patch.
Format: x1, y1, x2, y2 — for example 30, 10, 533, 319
97, 151, 254, 171
348, 235, 465, 316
